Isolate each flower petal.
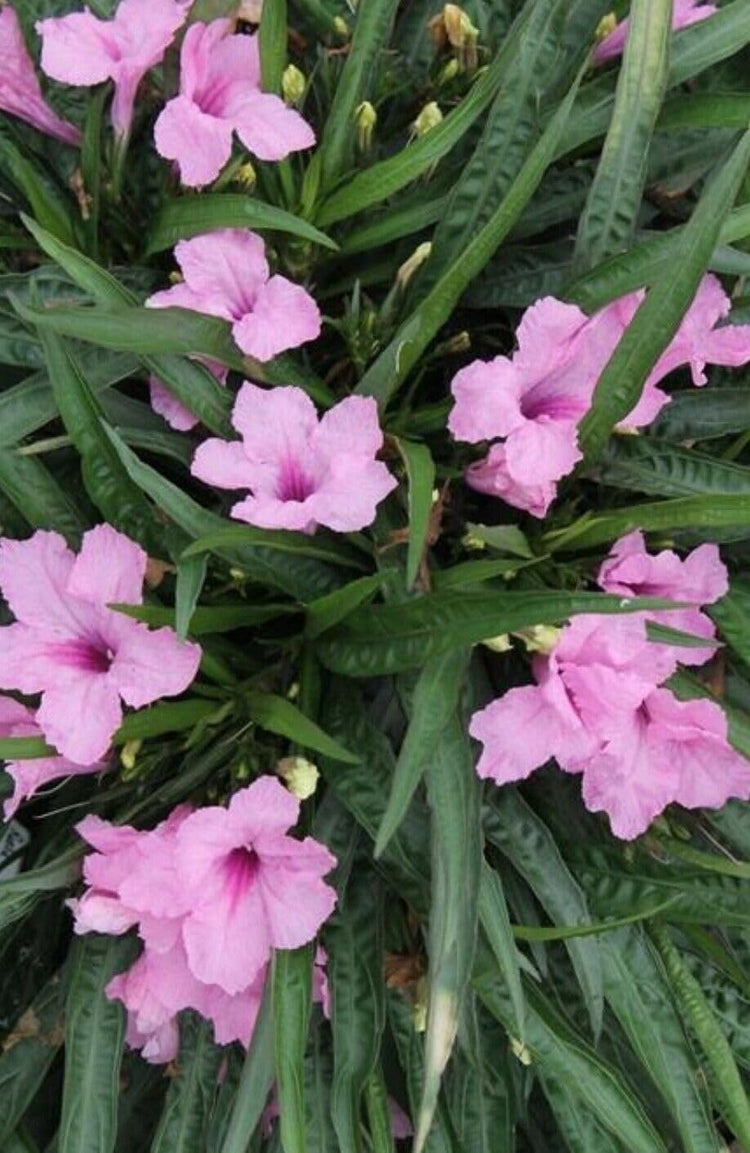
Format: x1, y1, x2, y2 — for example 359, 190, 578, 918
232, 275, 321, 361
112, 624, 201, 709
154, 94, 234, 187
67, 524, 146, 609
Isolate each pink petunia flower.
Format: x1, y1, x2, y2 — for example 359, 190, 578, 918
145, 229, 321, 362
154, 19, 315, 187
0, 697, 106, 820
594, 0, 716, 64
36, 0, 189, 139
471, 539, 750, 839
0, 6, 80, 145
449, 276, 750, 517
597, 530, 728, 665
149, 359, 229, 432
70, 777, 338, 1055
192, 383, 398, 534
0, 526, 201, 765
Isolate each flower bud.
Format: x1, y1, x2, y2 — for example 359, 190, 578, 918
510, 1037, 532, 1066
482, 634, 512, 654
333, 15, 349, 39
356, 101, 377, 152
462, 531, 487, 552
234, 161, 257, 190
396, 242, 432, 289
437, 57, 460, 85
282, 64, 306, 107
238, 0, 263, 21
412, 101, 443, 137
277, 756, 320, 800
120, 739, 142, 773
517, 625, 561, 656
442, 4, 479, 71
595, 11, 617, 41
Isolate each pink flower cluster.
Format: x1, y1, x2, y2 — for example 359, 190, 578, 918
69, 776, 337, 1060
0, 525, 200, 812
471, 532, 750, 839
594, 0, 716, 64
192, 383, 398, 534
449, 276, 750, 517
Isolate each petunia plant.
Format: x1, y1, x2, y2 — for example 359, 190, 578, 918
3, 0, 750, 1150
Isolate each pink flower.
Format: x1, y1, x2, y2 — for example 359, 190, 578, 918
192, 383, 397, 534
0, 698, 106, 820
594, 0, 716, 64
0, 6, 80, 145
145, 229, 321, 362
36, 0, 189, 138
389, 1097, 414, 1141
597, 531, 727, 665
149, 360, 228, 432
471, 606, 750, 839
449, 276, 750, 517
0, 526, 201, 765
154, 19, 315, 187
70, 778, 338, 1054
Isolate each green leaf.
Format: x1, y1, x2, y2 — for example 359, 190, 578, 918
317, 0, 398, 190
246, 692, 359, 763
218, 975, 274, 1153
394, 439, 435, 590
545, 494, 750, 553
39, 331, 163, 552
387, 993, 454, 1153
182, 524, 366, 571
175, 555, 208, 641
478, 864, 525, 1041
485, 790, 603, 1038
113, 601, 296, 635
574, 0, 671, 273
150, 1013, 223, 1153
259, 0, 287, 93
328, 872, 384, 1153
651, 387, 750, 442
0, 449, 87, 542
146, 195, 337, 255
375, 649, 468, 858
416, 711, 481, 1153
1, 132, 75, 244
651, 923, 750, 1149
364, 1069, 395, 1153
305, 574, 385, 639
476, 975, 668, 1153
273, 946, 313, 1153
316, 589, 676, 676
59, 934, 137, 1153
578, 129, 750, 459
0, 972, 67, 1147
354, 66, 583, 407
601, 929, 721, 1153
592, 435, 750, 499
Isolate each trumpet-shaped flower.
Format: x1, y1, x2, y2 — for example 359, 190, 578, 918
597, 531, 727, 665
594, 0, 716, 64
0, 6, 81, 145
36, 0, 189, 138
192, 383, 397, 533
154, 19, 315, 187
449, 276, 750, 516
145, 229, 320, 362
0, 698, 105, 820
70, 777, 337, 1054
149, 360, 228, 432
0, 526, 201, 765
471, 541, 750, 838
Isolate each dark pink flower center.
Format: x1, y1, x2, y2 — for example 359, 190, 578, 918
48, 639, 114, 674
223, 846, 260, 909
277, 457, 315, 503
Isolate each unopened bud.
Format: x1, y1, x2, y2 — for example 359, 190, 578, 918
443, 330, 470, 354
120, 739, 142, 773
238, 0, 263, 21
278, 755, 320, 799
482, 634, 512, 654
168, 271, 183, 285
442, 4, 478, 70
437, 57, 460, 85
396, 241, 432, 289
333, 15, 349, 39
356, 101, 377, 152
462, 531, 486, 552
282, 64, 306, 107
412, 101, 443, 137
287, 681, 300, 701
413, 977, 428, 1032
510, 1037, 532, 1066
595, 11, 617, 41
234, 161, 256, 190
229, 567, 246, 584
517, 625, 561, 656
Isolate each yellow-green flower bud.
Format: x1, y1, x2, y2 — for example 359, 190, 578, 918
412, 101, 443, 137
333, 15, 349, 39
595, 11, 617, 41
517, 625, 562, 656
482, 634, 513, 654
120, 739, 142, 773
356, 101, 377, 152
282, 64, 306, 107
234, 161, 257, 190
396, 241, 432, 289
277, 756, 320, 800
